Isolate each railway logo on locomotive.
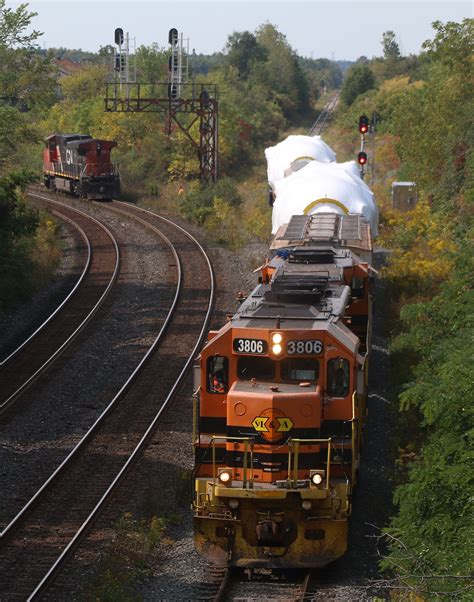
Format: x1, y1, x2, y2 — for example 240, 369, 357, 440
251, 408, 294, 442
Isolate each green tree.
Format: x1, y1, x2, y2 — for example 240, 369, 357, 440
0, 1, 55, 110
340, 64, 376, 106
254, 23, 310, 117
225, 31, 267, 79
135, 44, 168, 83
382, 30, 401, 60
0, 171, 41, 310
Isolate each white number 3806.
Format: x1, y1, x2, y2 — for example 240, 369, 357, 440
287, 340, 323, 355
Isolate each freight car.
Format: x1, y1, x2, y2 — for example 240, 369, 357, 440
193, 212, 373, 567
43, 133, 120, 199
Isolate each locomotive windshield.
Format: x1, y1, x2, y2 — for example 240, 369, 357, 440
281, 358, 319, 382
237, 357, 275, 380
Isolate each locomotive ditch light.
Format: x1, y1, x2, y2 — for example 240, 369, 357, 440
310, 470, 325, 487
302, 500, 312, 510
229, 499, 239, 509
218, 468, 232, 485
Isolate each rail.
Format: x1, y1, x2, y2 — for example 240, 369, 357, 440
0, 209, 91, 367
24, 202, 216, 600
0, 194, 120, 414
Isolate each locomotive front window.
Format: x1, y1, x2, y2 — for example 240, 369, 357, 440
207, 356, 229, 394
327, 358, 350, 397
281, 358, 319, 382
237, 357, 275, 380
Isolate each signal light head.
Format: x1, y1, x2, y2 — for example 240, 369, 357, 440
357, 151, 368, 166
359, 115, 370, 134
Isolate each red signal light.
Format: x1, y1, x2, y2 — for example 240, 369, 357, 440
359, 115, 369, 134
358, 151, 368, 165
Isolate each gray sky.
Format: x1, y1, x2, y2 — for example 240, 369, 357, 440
12, 1, 472, 60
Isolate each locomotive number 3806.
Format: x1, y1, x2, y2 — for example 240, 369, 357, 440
287, 339, 324, 355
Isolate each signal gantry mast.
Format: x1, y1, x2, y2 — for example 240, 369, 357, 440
105, 27, 218, 183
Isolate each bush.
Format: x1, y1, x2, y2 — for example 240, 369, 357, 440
178, 178, 242, 225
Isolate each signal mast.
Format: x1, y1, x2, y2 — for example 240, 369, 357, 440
106, 27, 218, 183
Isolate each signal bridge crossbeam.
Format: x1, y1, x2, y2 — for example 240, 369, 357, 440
104, 81, 218, 183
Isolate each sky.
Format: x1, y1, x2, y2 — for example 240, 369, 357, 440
10, 1, 472, 60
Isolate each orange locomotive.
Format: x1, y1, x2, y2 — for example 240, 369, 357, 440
193, 213, 373, 567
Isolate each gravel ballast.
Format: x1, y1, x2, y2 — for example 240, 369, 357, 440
0, 197, 176, 532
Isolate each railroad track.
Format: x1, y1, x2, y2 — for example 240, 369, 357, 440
0, 198, 215, 600
309, 92, 339, 136
198, 566, 313, 601
0, 194, 120, 416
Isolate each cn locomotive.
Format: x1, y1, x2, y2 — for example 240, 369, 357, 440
192, 211, 373, 567
43, 133, 120, 199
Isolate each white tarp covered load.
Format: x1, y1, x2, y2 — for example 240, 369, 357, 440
265, 134, 336, 190
271, 160, 379, 237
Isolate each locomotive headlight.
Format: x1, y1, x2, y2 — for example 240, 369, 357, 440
272, 332, 283, 344
272, 343, 282, 355
218, 469, 232, 485
310, 470, 325, 487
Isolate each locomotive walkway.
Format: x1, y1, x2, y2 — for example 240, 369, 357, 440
0, 199, 215, 600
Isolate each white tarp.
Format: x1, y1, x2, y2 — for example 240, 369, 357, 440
265, 134, 336, 190
271, 160, 379, 236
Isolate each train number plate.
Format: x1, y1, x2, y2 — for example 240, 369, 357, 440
287, 340, 324, 355
233, 338, 268, 354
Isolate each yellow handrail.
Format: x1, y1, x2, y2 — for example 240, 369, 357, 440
210, 435, 338, 490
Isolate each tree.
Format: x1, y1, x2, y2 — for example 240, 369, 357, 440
0, 0, 40, 47
135, 44, 168, 83
422, 19, 473, 75
225, 31, 267, 79
0, 1, 56, 173
382, 30, 401, 60
340, 64, 376, 106
254, 23, 310, 117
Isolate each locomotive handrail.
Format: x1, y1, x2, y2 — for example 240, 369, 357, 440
209, 435, 344, 490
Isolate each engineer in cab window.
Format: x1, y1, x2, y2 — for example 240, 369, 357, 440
207, 356, 228, 393
328, 358, 349, 397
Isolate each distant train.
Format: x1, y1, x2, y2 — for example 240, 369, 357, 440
43, 133, 120, 200
192, 134, 377, 568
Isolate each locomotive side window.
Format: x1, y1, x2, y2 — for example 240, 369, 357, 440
327, 358, 350, 397
238, 357, 275, 380
281, 358, 319, 382
351, 276, 365, 299
207, 356, 229, 394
